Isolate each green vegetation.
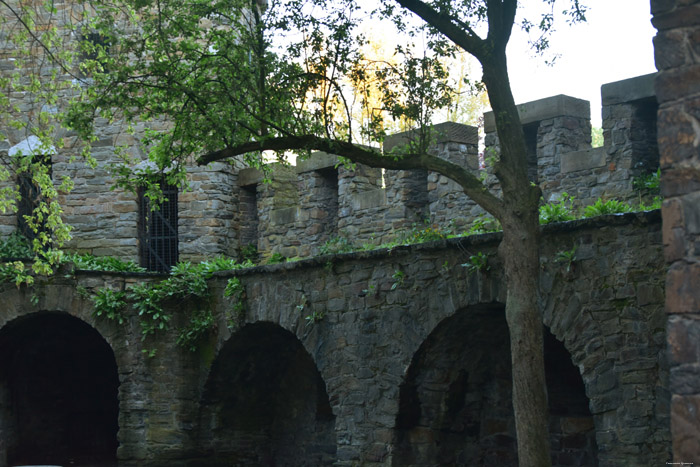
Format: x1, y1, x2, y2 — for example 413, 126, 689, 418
583, 199, 632, 217
539, 193, 576, 224
555, 246, 578, 273
66, 252, 146, 273
0, 231, 33, 259
462, 252, 490, 275
87, 256, 252, 354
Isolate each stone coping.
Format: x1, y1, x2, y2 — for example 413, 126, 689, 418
295, 151, 339, 174
601, 72, 657, 106
484, 94, 590, 133
211, 209, 661, 277
561, 147, 607, 173
383, 122, 479, 152
61, 210, 659, 279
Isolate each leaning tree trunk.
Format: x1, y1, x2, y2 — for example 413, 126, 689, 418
500, 208, 550, 467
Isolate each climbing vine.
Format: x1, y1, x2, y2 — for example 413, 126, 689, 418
88, 256, 252, 354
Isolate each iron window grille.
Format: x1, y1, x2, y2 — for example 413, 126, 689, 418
138, 182, 178, 273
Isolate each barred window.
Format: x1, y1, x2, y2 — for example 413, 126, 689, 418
138, 182, 178, 273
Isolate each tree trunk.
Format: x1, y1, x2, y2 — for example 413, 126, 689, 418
481, 50, 551, 466
500, 208, 550, 467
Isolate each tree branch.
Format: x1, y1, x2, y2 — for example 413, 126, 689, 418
393, 0, 487, 60
197, 135, 505, 217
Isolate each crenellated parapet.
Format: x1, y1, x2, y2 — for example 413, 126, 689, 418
0, 74, 660, 265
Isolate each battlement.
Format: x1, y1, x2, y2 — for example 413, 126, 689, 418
0, 74, 659, 266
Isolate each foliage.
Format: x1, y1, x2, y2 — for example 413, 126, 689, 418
633, 169, 661, 195
0, 231, 33, 259
92, 288, 128, 324
591, 127, 604, 148
224, 277, 246, 330
583, 198, 632, 217
462, 252, 490, 275
639, 196, 662, 211
466, 214, 502, 235
266, 252, 287, 264
319, 236, 355, 255
239, 243, 259, 264
555, 246, 577, 273
305, 310, 325, 326
0, 261, 33, 287
391, 269, 405, 290
67, 252, 146, 273
86, 256, 253, 351
177, 309, 215, 352
398, 222, 448, 244
539, 193, 576, 224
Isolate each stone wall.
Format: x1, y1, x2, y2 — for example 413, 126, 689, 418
229, 78, 660, 260
0, 212, 669, 466
0, 2, 246, 266
652, 0, 700, 462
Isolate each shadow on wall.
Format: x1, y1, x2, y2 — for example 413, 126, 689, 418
195, 322, 336, 466
393, 303, 597, 466
0, 311, 119, 467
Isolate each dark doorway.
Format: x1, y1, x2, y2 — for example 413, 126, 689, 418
393, 305, 597, 466
198, 322, 336, 466
0, 312, 119, 466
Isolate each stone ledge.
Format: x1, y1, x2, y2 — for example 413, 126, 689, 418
561, 147, 607, 173
484, 95, 590, 133
601, 73, 657, 106
296, 151, 339, 174
384, 122, 478, 153
238, 168, 263, 187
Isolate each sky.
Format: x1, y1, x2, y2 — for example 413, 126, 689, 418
505, 0, 657, 126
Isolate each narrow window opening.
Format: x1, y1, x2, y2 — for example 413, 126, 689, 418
239, 184, 259, 258
138, 180, 179, 272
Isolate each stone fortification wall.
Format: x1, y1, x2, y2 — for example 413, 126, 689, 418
484, 73, 658, 207
242, 75, 659, 259
0, 211, 669, 466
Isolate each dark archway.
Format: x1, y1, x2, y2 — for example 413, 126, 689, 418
393, 305, 597, 466
0, 311, 120, 466
198, 321, 336, 466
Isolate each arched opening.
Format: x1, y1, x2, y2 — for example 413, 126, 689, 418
198, 322, 336, 466
0, 312, 119, 466
393, 305, 597, 466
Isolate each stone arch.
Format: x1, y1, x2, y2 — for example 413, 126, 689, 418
197, 321, 336, 465
392, 304, 597, 466
0, 311, 120, 466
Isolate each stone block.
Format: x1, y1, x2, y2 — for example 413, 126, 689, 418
484, 95, 590, 133
351, 189, 386, 211
666, 262, 700, 313
601, 73, 657, 106
561, 147, 606, 173
671, 394, 700, 463
296, 151, 339, 173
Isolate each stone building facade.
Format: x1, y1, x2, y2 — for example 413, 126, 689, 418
1, 0, 695, 463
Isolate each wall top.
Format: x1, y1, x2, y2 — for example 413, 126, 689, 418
383, 122, 478, 153
484, 94, 590, 133
601, 73, 657, 106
